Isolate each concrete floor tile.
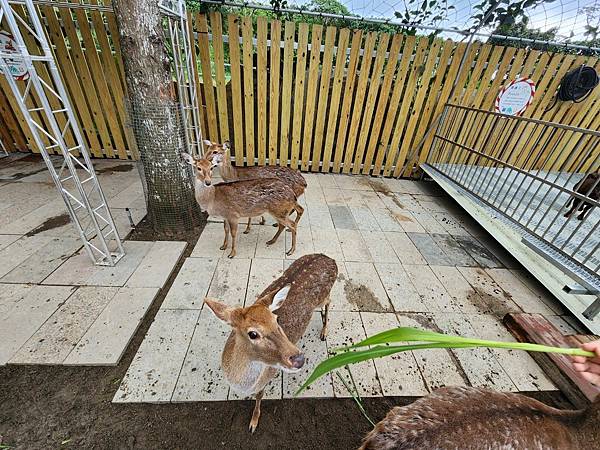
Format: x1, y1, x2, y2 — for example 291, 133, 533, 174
411, 210, 447, 234
430, 233, 478, 266
369, 208, 404, 232
407, 233, 453, 266
245, 259, 285, 306
306, 205, 335, 230
126, 241, 186, 288
84, 241, 154, 287
0, 235, 54, 279
322, 188, 347, 206
172, 308, 231, 401
0, 234, 20, 251
10, 287, 118, 365
337, 229, 372, 262
0, 285, 75, 365
360, 231, 398, 263
431, 266, 489, 314
384, 232, 426, 265
329, 205, 357, 230
375, 263, 429, 312
361, 312, 428, 396
453, 235, 503, 268
457, 267, 521, 315
191, 222, 226, 257
113, 309, 199, 403
344, 262, 393, 312
404, 264, 460, 312
285, 225, 314, 260
311, 229, 344, 261
349, 207, 380, 231
255, 225, 286, 259
64, 287, 159, 365
394, 211, 427, 233
207, 258, 252, 306
161, 257, 218, 310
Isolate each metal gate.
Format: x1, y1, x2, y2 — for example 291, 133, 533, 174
423, 103, 600, 318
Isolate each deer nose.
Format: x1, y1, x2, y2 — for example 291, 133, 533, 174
204, 180, 211, 186
289, 353, 305, 369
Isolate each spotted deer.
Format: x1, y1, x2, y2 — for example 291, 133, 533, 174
360, 386, 600, 450
182, 153, 303, 258
564, 172, 599, 220
203, 140, 307, 233
204, 254, 338, 432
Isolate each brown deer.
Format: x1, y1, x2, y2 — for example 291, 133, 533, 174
203, 140, 307, 233
360, 386, 600, 450
204, 253, 338, 432
182, 153, 303, 258
564, 172, 599, 220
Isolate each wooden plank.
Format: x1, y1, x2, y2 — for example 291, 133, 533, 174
321, 28, 350, 172
290, 23, 309, 170
352, 33, 390, 175
395, 39, 443, 177
0, 76, 36, 152
310, 26, 336, 172
188, 12, 207, 141
40, 6, 101, 154
279, 21, 296, 166
332, 30, 363, 173
256, 17, 268, 165
0, 84, 27, 150
268, 20, 282, 165
210, 11, 230, 144
241, 16, 256, 165
228, 14, 244, 165
342, 32, 377, 174
58, 7, 112, 157
300, 24, 323, 171
504, 313, 600, 406
363, 33, 403, 175
197, 14, 219, 142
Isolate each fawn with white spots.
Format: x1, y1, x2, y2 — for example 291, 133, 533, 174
361, 386, 600, 450
203, 140, 307, 233
182, 153, 304, 258
205, 254, 338, 432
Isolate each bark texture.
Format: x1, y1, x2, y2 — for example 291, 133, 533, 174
112, 0, 202, 231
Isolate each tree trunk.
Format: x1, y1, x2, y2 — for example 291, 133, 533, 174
112, 0, 202, 232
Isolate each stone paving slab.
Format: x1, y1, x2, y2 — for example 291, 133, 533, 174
161, 257, 218, 310
126, 241, 187, 288
64, 287, 159, 366
0, 235, 55, 279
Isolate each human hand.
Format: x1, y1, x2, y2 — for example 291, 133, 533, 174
572, 340, 600, 386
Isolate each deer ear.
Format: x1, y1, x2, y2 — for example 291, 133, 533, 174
269, 285, 290, 312
181, 152, 194, 165
203, 139, 213, 148
204, 298, 234, 325
223, 141, 230, 150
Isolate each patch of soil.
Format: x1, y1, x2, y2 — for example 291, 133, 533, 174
95, 164, 135, 174
127, 213, 207, 244
393, 212, 413, 222
25, 213, 70, 237
344, 280, 391, 312
367, 179, 391, 195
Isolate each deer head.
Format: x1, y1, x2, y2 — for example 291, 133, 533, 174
202, 139, 229, 166
181, 153, 215, 187
204, 285, 306, 372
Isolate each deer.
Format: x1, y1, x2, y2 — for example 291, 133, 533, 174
204, 253, 338, 432
203, 140, 307, 234
564, 172, 599, 220
182, 153, 303, 258
360, 386, 600, 450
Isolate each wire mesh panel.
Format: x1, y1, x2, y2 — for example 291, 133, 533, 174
426, 103, 599, 294
0, 0, 124, 265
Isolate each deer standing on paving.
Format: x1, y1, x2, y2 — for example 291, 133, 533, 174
182, 153, 303, 258
360, 386, 600, 450
203, 140, 307, 234
564, 172, 599, 220
204, 253, 337, 432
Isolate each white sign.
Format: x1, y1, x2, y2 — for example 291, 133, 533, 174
0, 31, 29, 81
495, 78, 535, 116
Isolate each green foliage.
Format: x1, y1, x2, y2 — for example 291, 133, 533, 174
489, 18, 558, 50
394, 0, 455, 36
296, 326, 594, 395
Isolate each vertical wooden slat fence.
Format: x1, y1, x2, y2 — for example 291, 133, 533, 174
1, 9, 598, 177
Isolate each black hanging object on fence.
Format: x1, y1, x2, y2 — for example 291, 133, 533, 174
545, 65, 599, 112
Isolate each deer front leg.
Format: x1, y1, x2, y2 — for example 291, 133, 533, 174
249, 390, 264, 433
220, 220, 229, 250
259, 215, 266, 225
243, 217, 252, 234
228, 220, 238, 258
320, 296, 331, 341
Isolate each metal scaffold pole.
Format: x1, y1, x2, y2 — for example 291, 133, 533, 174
0, 0, 125, 266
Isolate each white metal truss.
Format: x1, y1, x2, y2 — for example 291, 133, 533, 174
0, 0, 124, 265
158, 0, 204, 157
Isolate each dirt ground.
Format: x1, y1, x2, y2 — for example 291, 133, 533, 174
0, 218, 571, 450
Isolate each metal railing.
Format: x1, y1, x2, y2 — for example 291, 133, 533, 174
425, 103, 599, 315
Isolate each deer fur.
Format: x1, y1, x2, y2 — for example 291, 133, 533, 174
204, 254, 338, 432
182, 153, 303, 258
564, 172, 599, 220
360, 386, 600, 450
204, 140, 307, 233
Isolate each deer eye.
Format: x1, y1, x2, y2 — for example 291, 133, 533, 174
248, 331, 259, 340
212, 150, 217, 154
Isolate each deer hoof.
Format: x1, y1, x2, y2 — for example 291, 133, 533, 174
272, 223, 278, 227
266, 239, 275, 246
249, 421, 258, 433
228, 252, 236, 258
219, 245, 227, 250
243, 230, 250, 235
320, 329, 327, 341
286, 249, 294, 256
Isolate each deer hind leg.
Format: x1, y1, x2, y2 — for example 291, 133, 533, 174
259, 215, 266, 225
564, 199, 580, 218
243, 217, 252, 234
266, 223, 285, 246
220, 220, 230, 250
249, 390, 264, 433
284, 217, 298, 256
577, 203, 592, 220
292, 203, 304, 226
227, 220, 238, 258
320, 296, 331, 341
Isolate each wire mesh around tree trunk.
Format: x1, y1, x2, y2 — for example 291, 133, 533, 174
126, 100, 203, 231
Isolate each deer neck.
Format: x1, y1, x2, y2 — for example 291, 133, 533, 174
220, 156, 237, 181
221, 332, 269, 397
193, 177, 215, 212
